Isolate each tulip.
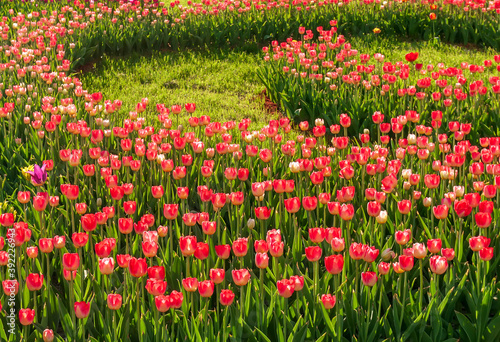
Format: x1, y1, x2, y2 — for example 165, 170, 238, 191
146, 266, 165, 281
325, 254, 344, 274
277, 279, 295, 298
427, 239, 442, 254
215, 245, 231, 259
305, 246, 322, 262
43, 329, 54, 342
395, 229, 411, 245
399, 255, 414, 271
209, 268, 225, 284
19, 308, 35, 325
182, 277, 198, 292
179, 236, 197, 257
74, 301, 91, 319
155, 295, 171, 312
145, 279, 167, 296
26, 273, 44, 291
361, 272, 378, 286
479, 247, 494, 261
321, 294, 336, 309
99, 258, 115, 275
129, 257, 147, 278
107, 294, 123, 310
169, 291, 184, 309
469, 236, 490, 251
232, 269, 251, 286
220, 289, 235, 306
429, 255, 448, 274
62, 253, 80, 271
194, 242, 209, 260
232, 238, 249, 257
475, 212, 492, 229
198, 280, 215, 298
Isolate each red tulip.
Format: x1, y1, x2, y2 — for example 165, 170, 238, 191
397, 200, 412, 215
367, 201, 381, 217
255, 206, 271, 220
72, 232, 88, 248
39, 238, 54, 253
399, 255, 414, 271
129, 257, 147, 278
429, 255, 448, 274
99, 258, 115, 275
405, 52, 419, 62
321, 294, 336, 309
118, 218, 134, 234
395, 229, 411, 245
209, 268, 225, 284
163, 204, 179, 220
43, 329, 54, 342
74, 301, 91, 319
361, 271, 378, 286
232, 238, 248, 257
53, 235, 66, 249
155, 295, 171, 312
277, 279, 295, 298
26, 273, 44, 291
339, 204, 354, 221
117, 254, 131, 268
412, 243, 427, 259
182, 277, 198, 292
19, 308, 35, 325
0, 213, 14, 227
198, 280, 215, 298
179, 236, 197, 257
325, 254, 344, 275
215, 244, 231, 259
479, 247, 494, 261
145, 279, 167, 296
427, 239, 442, 254
194, 242, 209, 260
169, 291, 184, 308
378, 262, 391, 275
232, 269, 251, 286
475, 212, 492, 228
305, 246, 322, 262
308, 228, 325, 243
62, 253, 80, 271
220, 289, 235, 306
302, 196, 318, 211
469, 236, 490, 251
284, 197, 301, 213
107, 294, 122, 310
433, 205, 449, 220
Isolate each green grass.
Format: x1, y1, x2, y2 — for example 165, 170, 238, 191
78, 35, 497, 132
348, 33, 498, 67
79, 48, 272, 127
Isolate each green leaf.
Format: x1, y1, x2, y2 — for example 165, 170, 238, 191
456, 311, 476, 342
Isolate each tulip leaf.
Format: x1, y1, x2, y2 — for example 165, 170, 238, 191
455, 311, 476, 342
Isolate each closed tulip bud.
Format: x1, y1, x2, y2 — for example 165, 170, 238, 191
247, 218, 255, 230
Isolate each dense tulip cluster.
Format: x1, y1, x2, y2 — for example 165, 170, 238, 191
0, 1, 499, 342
